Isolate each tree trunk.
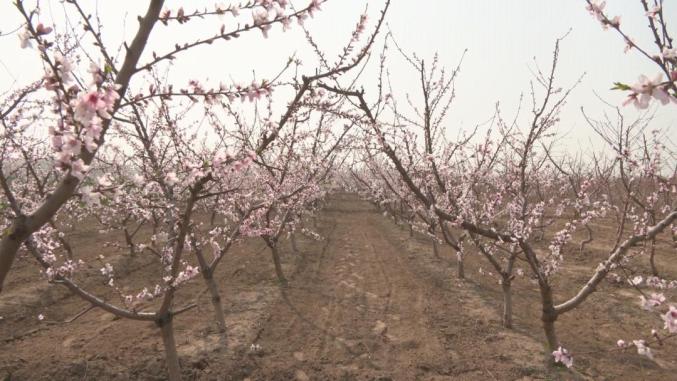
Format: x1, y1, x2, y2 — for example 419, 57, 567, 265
579, 224, 593, 254
543, 315, 559, 354
210, 210, 218, 227
124, 228, 136, 256
192, 244, 227, 337
429, 226, 440, 259
649, 239, 658, 277
157, 314, 181, 381
291, 233, 299, 255
205, 272, 227, 335
456, 251, 465, 279
501, 278, 513, 329
210, 196, 219, 226
539, 283, 559, 353
269, 244, 287, 286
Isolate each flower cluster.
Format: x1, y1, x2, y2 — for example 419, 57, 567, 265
622, 74, 676, 109
552, 346, 573, 368
48, 62, 120, 180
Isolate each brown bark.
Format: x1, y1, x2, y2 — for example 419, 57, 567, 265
157, 314, 181, 381
501, 279, 513, 329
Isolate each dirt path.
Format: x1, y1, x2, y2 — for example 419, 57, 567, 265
244, 193, 544, 380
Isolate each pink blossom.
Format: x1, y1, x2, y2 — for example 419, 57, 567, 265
296, 12, 308, 25
54, 53, 74, 83
164, 172, 179, 186
173, 265, 200, 286
281, 16, 292, 31
54, 151, 72, 168
253, 8, 272, 38
18, 29, 31, 49
132, 174, 145, 186
88, 62, 104, 85
623, 74, 675, 109
215, 2, 227, 16
663, 306, 677, 333
646, 5, 661, 19
646, 276, 667, 289
552, 346, 573, 368
61, 134, 82, 157
639, 293, 665, 310
35, 23, 53, 35
662, 47, 677, 60
585, 1, 606, 21
73, 86, 119, 126
81, 186, 101, 206
136, 287, 153, 301
74, 91, 106, 124
97, 175, 113, 188
70, 159, 90, 181
307, 0, 322, 18
100, 263, 114, 278
83, 134, 98, 153
632, 340, 653, 359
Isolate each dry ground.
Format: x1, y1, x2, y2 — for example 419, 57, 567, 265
0, 193, 675, 380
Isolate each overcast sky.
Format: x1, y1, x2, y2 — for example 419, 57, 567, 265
1, 1, 675, 157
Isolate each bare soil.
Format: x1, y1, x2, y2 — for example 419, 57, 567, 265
0, 193, 675, 380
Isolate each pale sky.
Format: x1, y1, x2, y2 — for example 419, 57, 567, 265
1, 0, 675, 157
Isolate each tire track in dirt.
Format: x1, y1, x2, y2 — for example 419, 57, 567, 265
247, 194, 457, 380
244, 193, 553, 380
